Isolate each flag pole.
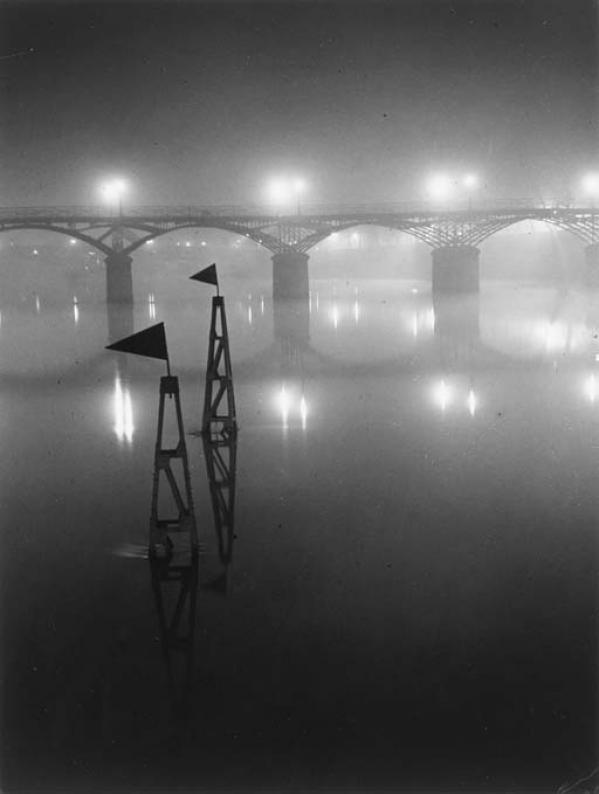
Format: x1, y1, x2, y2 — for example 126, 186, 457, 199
166, 353, 171, 377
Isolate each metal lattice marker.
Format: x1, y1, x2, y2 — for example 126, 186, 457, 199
202, 295, 237, 438
149, 375, 199, 558
190, 264, 237, 439
105, 322, 198, 560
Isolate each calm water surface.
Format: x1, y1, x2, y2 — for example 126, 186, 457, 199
1, 260, 598, 792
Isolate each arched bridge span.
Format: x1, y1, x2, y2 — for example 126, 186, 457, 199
1, 204, 598, 301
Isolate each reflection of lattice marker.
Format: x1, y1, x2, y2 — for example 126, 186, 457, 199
150, 553, 198, 719
203, 432, 238, 595
149, 375, 198, 558
190, 264, 237, 439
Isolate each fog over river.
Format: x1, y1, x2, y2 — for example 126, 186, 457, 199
1, 238, 598, 792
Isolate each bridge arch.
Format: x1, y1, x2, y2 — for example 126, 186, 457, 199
298, 220, 435, 253
0, 223, 113, 255
116, 222, 281, 256
468, 215, 593, 247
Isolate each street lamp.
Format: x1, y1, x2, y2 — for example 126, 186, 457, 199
426, 173, 454, 203
462, 173, 479, 211
292, 177, 306, 215
582, 172, 599, 241
425, 172, 480, 209
582, 173, 599, 201
266, 176, 307, 215
100, 178, 128, 216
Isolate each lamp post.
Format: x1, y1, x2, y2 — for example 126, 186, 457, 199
425, 173, 454, 205
582, 173, 599, 242
100, 178, 128, 217
292, 178, 306, 216
462, 173, 479, 212
425, 172, 480, 211
267, 176, 308, 215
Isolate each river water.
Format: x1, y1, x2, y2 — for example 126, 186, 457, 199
1, 258, 597, 791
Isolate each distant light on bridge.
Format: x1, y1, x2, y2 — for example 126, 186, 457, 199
426, 174, 454, 202
100, 177, 128, 214
426, 172, 480, 203
582, 172, 599, 199
266, 175, 307, 214
463, 174, 479, 190
69, 238, 77, 245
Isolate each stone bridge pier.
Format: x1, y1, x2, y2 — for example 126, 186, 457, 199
584, 242, 599, 288
431, 246, 480, 293
105, 251, 134, 304
272, 251, 310, 302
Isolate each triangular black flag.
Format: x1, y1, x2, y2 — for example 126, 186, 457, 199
190, 263, 218, 287
106, 322, 169, 363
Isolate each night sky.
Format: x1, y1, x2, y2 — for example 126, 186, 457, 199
1, 0, 598, 206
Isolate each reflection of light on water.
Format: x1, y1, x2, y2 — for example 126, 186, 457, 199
278, 384, 290, 429
309, 292, 312, 314
300, 395, 308, 431
275, 384, 309, 430
542, 322, 567, 353
427, 308, 435, 332
260, 295, 265, 315
331, 304, 339, 329
467, 389, 477, 416
112, 543, 148, 559
412, 314, 418, 337
316, 292, 319, 312
114, 376, 134, 443
353, 300, 360, 324
148, 293, 156, 320
73, 300, 79, 324
585, 374, 598, 403
35, 295, 41, 313
248, 305, 253, 325
433, 379, 451, 411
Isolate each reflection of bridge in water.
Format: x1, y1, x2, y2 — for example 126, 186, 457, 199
0, 284, 595, 392
233, 287, 596, 385
2, 203, 599, 303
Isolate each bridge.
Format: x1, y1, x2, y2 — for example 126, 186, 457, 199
1, 202, 598, 303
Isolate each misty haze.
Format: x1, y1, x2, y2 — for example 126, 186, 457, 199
1, 2, 598, 793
